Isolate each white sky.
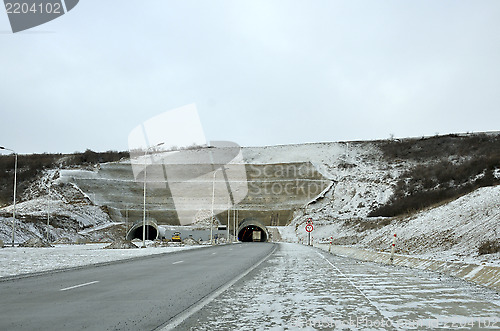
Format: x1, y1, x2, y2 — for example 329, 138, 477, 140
0, 0, 499, 154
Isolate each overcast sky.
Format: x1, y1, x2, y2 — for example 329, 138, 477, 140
1, 0, 499, 154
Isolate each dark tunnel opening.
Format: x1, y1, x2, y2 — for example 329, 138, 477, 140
238, 225, 268, 242
128, 225, 158, 241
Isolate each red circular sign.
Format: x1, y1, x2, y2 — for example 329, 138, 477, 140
305, 224, 314, 232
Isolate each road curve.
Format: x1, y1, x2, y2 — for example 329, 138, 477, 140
0, 243, 276, 331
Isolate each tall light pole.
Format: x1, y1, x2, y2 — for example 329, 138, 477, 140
46, 185, 50, 243
210, 167, 226, 245
226, 199, 230, 244
0, 146, 17, 247
125, 203, 129, 241
233, 208, 237, 242
142, 142, 164, 248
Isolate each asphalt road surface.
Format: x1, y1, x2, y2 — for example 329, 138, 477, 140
0, 243, 276, 331
177, 243, 500, 330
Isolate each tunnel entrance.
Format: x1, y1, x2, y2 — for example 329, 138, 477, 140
126, 219, 162, 241
128, 225, 158, 241
237, 218, 268, 242
238, 225, 267, 242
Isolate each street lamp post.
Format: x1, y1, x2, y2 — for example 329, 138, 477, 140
0, 146, 17, 247
125, 203, 129, 241
227, 200, 230, 244
47, 185, 50, 243
142, 143, 164, 248
210, 167, 226, 245
233, 208, 237, 242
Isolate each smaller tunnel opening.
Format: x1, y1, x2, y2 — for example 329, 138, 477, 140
238, 225, 268, 242
127, 225, 158, 241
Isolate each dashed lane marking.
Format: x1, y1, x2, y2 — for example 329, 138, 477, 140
60, 281, 99, 292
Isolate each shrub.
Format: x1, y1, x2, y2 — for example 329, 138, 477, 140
378, 133, 500, 161
369, 134, 500, 217
478, 240, 500, 255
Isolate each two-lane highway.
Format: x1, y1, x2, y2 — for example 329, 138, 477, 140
0, 243, 276, 331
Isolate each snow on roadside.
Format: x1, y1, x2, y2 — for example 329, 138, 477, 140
274, 225, 299, 243
183, 243, 500, 330
277, 186, 500, 267
0, 244, 202, 278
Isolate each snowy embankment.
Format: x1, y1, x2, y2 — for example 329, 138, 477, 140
0, 244, 202, 278
0, 168, 115, 244
282, 185, 500, 267
243, 142, 402, 219
0, 198, 112, 244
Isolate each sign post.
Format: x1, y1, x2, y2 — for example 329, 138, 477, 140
390, 233, 397, 263
305, 218, 313, 246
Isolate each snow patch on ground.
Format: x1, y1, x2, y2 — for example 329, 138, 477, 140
0, 244, 201, 278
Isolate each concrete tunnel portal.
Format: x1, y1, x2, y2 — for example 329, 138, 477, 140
126, 219, 163, 241
126, 218, 269, 243
237, 219, 268, 242
127, 225, 158, 241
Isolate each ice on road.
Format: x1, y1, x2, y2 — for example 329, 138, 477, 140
183, 243, 499, 330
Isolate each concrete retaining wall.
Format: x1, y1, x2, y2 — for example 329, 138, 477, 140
315, 243, 500, 293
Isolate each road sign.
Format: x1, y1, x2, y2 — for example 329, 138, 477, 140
305, 219, 314, 245
390, 233, 397, 263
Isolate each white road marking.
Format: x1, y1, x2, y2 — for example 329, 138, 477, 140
172, 260, 184, 265
317, 252, 402, 330
161, 245, 277, 331
60, 281, 99, 292
211, 252, 216, 255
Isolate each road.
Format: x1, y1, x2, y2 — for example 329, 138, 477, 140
178, 243, 500, 330
0, 243, 276, 331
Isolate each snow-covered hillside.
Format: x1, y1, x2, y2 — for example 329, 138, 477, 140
0, 170, 113, 244
242, 142, 404, 219
0, 133, 498, 255
53, 141, 399, 227
285, 185, 500, 265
